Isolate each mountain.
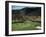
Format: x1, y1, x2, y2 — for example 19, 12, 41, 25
12, 7, 41, 16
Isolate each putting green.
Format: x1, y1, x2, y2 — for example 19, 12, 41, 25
12, 20, 41, 31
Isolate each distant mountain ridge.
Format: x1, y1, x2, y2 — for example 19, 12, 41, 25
12, 7, 41, 16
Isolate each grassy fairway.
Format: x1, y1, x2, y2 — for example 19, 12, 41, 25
12, 20, 41, 31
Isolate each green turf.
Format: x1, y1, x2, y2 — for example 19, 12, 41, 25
12, 20, 41, 31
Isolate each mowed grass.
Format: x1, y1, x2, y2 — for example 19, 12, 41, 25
12, 20, 41, 31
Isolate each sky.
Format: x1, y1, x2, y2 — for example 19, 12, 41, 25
12, 6, 26, 10
12, 5, 40, 10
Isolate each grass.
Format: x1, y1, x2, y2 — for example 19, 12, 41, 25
12, 20, 41, 31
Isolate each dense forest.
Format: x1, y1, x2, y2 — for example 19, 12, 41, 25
12, 7, 41, 22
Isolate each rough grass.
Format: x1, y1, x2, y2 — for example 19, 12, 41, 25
12, 20, 41, 31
